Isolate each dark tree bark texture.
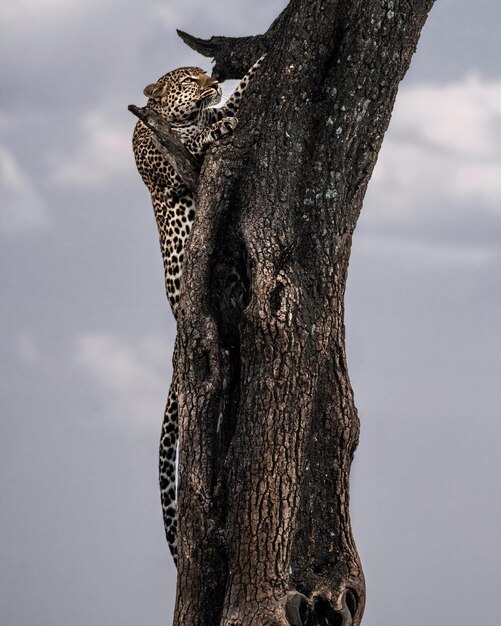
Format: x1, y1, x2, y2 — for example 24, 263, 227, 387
171, 1, 435, 624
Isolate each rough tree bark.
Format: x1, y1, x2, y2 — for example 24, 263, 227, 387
168, 1, 435, 624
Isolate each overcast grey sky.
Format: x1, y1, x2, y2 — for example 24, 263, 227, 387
1, 1, 500, 624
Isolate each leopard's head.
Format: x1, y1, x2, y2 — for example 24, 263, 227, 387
143, 67, 221, 123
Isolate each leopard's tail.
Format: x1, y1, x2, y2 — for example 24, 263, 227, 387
159, 371, 179, 565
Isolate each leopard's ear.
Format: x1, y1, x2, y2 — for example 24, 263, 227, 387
143, 82, 165, 100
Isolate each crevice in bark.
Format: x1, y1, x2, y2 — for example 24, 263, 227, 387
344, 590, 358, 621
270, 282, 285, 316
285, 592, 312, 626
207, 184, 250, 552
209, 202, 250, 349
314, 19, 351, 100
311, 598, 347, 626
284, 588, 358, 626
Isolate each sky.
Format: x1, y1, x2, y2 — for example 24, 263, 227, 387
1, 1, 500, 624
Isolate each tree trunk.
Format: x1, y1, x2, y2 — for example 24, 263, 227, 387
173, 1, 435, 624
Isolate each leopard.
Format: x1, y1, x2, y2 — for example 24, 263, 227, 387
132, 57, 264, 565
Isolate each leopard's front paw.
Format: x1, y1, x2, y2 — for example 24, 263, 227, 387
211, 117, 238, 140
221, 117, 238, 135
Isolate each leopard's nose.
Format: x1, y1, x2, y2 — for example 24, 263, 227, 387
204, 75, 219, 88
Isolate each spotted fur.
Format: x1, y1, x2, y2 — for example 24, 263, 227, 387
132, 58, 264, 564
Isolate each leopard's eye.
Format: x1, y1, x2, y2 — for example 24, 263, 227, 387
182, 76, 197, 85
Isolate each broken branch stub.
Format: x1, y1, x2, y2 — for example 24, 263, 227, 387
128, 104, 200, 191
176, 29, 268, 80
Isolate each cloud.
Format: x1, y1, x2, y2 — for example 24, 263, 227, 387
151, 0, 287, 36
354, 233, 497, 272
371, 75, 501, 218
361, 76, 501, 268
74, 332, 171, 427
0, 145, 51, 234
50, 111, 134, 188
395, 76, 501, 156
1, 0, 111, 30
15, 330, 42, 367
0, 1, 151, 117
